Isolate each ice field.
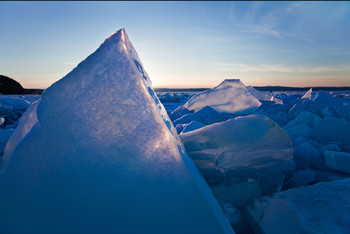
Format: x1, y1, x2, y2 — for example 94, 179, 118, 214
1, 29, 350, 233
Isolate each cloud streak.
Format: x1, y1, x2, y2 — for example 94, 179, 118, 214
214, 62, 350, 74
196, 2, 336, 46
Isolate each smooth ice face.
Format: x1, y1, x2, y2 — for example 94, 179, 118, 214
183, 79, 261, 115
0, 29, 233, 234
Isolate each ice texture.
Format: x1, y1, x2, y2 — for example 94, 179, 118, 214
183, 79, 261, 115
0, 129, 14, 155
170, 105, 191, 121
301, 88, 312, 99
180, 114, 294, 194
0, 96, 30, 128
173, 105, 233, 127
247, 85, 283, 104
180, 121, 205, 134
324, 150, 350, 174
1, 101, 38, 170
246, 178, 350, 233
0, 29, 233, 233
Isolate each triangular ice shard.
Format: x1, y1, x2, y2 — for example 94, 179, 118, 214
301, 88, 312, 99
0, 29, 233, 233
184, 79, 261, 115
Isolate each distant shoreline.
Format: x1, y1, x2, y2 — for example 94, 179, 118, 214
2, 87, 350, 96
154, 86, 350, 92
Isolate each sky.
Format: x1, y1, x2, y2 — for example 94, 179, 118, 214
0, 1, 350, 89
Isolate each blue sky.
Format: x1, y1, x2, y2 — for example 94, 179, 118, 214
0, 1, 349, 88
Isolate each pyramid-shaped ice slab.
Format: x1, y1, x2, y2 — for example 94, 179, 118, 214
0, 29, 233, 233
184, 79, 261, 115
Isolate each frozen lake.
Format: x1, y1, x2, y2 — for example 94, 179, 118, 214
1, 88, 350, 233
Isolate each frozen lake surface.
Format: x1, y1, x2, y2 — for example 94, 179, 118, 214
1, 88, 350, 233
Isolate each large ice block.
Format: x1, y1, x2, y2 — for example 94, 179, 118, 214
180, 114, 294, 194
183, 79, 261, 115
0, 29, 233, 233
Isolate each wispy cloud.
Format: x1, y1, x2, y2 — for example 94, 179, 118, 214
244, 1, 264, 23
227, 2, 314, 42
242, 25, 280, 37
214, 62, 350, 74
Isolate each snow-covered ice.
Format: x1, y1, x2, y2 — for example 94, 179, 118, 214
0, 29, 233, 233
183, 79, 261, 115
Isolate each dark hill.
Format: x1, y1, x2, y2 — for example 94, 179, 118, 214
0, 75, 25, 94
0, 75, 44, 95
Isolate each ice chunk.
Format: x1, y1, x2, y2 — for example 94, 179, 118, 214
285, 124, 313, 140
320, 143, 340, 152
180, 114, 294, 194
287, 99, 320, 121
1, 101, 39, 170
313, 117, 350, 151
255, 108, 288, 127
212, 179, 261, 209
247, 86, 273, 102
181, 121, 205, 134
220, 202, 254, 234
0, 96, 30, 127
301, 88, 312, 99
246, 178, 350, 233
0, 129, 14, 155
324, 150, 350, 174
175, 123, 187, 134
283, 169, 317, 189
183, 79, 261, 115
0, 29, 233, 233
247, 85, 283, 104
294, 141, 324, 168
312, 91, 350, 120
157, 92, 188, 103
173, 105, 232, 126
284, 111, 321, 130
169, 105, 191, 121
